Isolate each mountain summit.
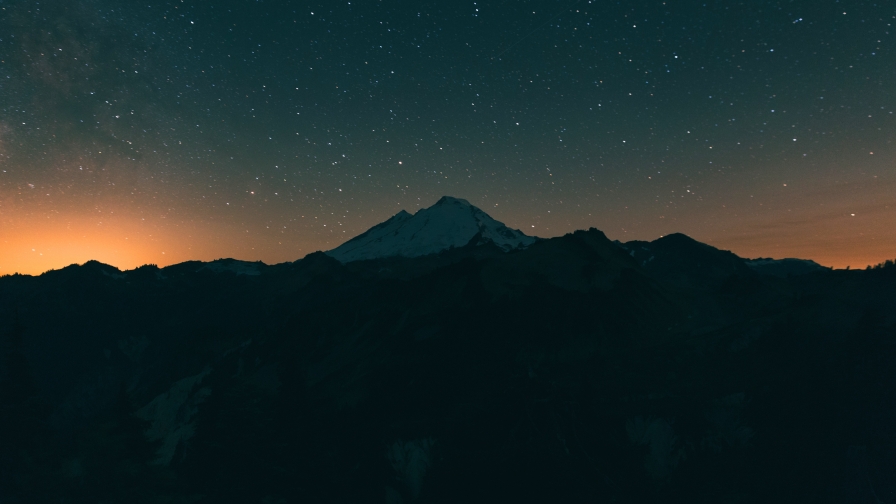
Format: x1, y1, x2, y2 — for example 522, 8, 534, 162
326, 196, 536, 263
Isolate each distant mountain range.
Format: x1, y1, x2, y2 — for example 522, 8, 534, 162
1, 196, 892, 503
328, 195, 827, 276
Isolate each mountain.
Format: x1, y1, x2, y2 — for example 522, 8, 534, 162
621, 236, 831, 284
2, 214, 895, 503
620, 233, 755, 289
326, 196, 535, 263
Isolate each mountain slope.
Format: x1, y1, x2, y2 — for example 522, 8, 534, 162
621, 233, 754, 289
326, 196, 535, 263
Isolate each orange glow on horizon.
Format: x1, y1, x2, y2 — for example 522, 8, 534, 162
3, 167, 893, 276
0, 214, 320, 276
2, 214, 892, 276
2, 216, 171, 275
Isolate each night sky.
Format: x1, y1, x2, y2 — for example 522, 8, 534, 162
1, 0, 893, 275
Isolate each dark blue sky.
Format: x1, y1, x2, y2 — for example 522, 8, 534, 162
1, 0, 894, 273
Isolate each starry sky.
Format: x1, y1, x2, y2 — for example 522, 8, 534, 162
1, 0, 893, 274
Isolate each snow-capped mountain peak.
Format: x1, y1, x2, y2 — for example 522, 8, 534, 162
326, 196, 535, 263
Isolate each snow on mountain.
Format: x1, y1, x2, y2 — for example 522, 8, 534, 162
326, 196, 536, 263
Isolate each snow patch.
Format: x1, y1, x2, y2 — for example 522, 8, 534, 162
136, 366, 212, 465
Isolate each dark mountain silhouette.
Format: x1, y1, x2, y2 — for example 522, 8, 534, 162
745, 257, 829, 277
620, 233, 755, 289
1, 198, 894, 503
